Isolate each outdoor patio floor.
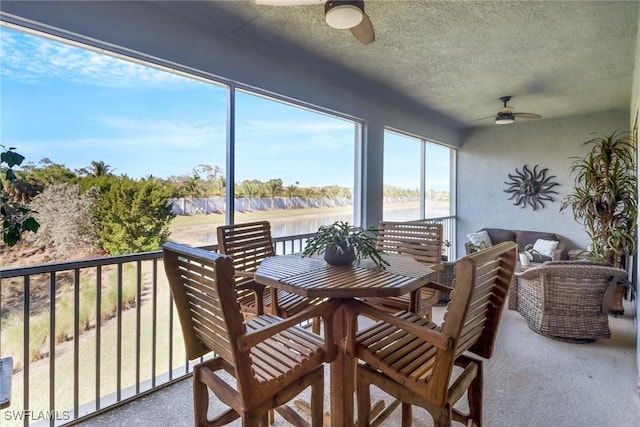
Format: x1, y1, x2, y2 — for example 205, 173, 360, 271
77, 299, 640, 427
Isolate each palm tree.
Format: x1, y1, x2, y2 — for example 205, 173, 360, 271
89, 160, 113, 177
184, 176, 205, 198
285, 182, 299, 209
303, 188, 316, 207
265, 179, 283, 209
560, 131, 637, 314
561, 131, 637, 267
196, 164, 225, 196
318, 187, 329, 207
240, 180, 261, 211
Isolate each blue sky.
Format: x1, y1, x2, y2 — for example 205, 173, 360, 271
1, 26, 449, 190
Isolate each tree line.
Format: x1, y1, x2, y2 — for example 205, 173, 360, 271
3, 157, 446, 257
1, 159, 354, 256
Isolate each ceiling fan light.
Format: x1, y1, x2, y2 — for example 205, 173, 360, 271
325, 1, 364, 29
495, 113, 515, 125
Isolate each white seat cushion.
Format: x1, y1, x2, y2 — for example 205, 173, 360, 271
533, 239, 560, 258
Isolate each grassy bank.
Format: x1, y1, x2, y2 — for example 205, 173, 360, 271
4, 262, 185, 426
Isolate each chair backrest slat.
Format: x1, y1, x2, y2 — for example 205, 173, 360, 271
428, 241, 516, 401
377, 221, 443, 265
163, 242, 246, 366
217, 221, 275, 283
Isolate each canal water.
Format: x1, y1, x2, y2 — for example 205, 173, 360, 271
194, 207, 448, 244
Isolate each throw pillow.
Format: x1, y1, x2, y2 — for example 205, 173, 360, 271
533, 239, 559, 259
467, 231, 492, 250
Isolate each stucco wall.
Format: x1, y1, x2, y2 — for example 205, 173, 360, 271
457, 109, 630, 257
632, 7, 640, 392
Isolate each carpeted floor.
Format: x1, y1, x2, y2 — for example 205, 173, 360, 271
78, 300, 639, 426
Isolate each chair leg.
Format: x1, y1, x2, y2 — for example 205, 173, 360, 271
432, 409, 453, 427
401, 403, 412, 426
357, 369, 371, 427
467, 360, 483, 427
193, 366, 211, 427
242, 412, 262, 427
312, 317, 320, 335
310, 371, 324, 426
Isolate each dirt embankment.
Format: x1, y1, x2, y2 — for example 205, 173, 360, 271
1, 242, 105, 315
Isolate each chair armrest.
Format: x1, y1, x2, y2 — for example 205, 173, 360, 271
234, 270, 264, 293
423, 280, 453, 293
238, 299, 341, 360
514, 267, 544, 279
427, 263, 444, 272
235, 269, 255, 279
551, 249, 563, 261
343, 299, 451, 356
234, 278, 266, 314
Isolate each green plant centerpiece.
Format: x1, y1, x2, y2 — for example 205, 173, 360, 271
302, 221, 389, 268
560, 131, 636, 313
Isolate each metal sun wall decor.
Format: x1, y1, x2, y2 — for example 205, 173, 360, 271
503, 164, 559, 210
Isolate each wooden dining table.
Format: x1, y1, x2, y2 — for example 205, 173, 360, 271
255, 253, 436, 426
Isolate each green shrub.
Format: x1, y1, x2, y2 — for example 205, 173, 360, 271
1, 310, 49, 369
92, 177, 175, 255
1, 145, 40, 246
55, 292, 74, 343
29, 313, 50, 361
101, 264, 138, 320
1, 314, 25, 370
79, 283, 97, 331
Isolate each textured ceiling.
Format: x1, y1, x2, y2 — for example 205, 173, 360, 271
145, 1, 638, 128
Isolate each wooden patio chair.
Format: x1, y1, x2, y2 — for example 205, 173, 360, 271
345, 241, 517, 427
361, 221, 448, 320
217, 221, 321, 332
163, 242, 338, 427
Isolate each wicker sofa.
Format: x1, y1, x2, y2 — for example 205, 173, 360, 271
511, 261, 627, 343
465, 228, 567, 261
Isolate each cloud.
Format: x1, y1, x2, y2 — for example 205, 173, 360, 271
13, 115, 226, 170
98, 116, 226, 147
238, 118, 353, 136
237, 118, 355, 153
0, 27, 186, 88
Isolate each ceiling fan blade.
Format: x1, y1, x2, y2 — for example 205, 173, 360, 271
513, 112, 542, 119
350, 12, 375, 44
471, 115, 496, 122
255, 0, 325, 5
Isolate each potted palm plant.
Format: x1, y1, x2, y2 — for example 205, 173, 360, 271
302, 221, 389, 268
560, 131, 637, 313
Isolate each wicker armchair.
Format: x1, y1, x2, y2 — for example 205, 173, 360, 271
513, 261, 627, 343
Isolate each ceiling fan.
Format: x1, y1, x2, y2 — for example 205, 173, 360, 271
255, 0, 375, 45
476, 96, 542, 125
